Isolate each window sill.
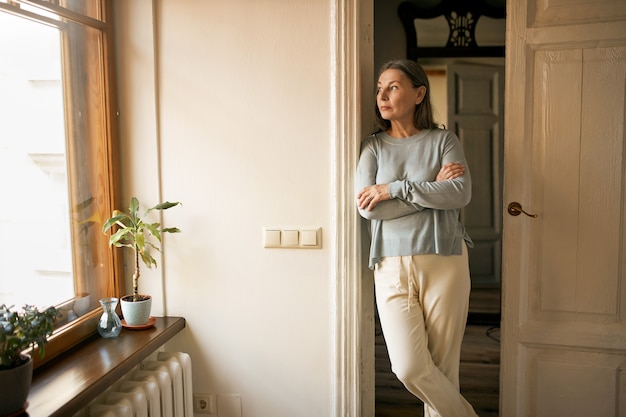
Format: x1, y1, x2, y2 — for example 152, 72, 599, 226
27, 316, 186, 417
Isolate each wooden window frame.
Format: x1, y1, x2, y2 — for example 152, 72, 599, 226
0, 0, 124, 368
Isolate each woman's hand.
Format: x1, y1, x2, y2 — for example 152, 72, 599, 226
436, 162, 465, 181
357, 163, 464, 211
357, 184, 390, 211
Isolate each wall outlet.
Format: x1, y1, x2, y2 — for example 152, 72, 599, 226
193, 393, 215, 415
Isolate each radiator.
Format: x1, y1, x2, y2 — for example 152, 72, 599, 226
74, 351, 193, 417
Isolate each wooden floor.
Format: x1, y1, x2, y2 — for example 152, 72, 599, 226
375, 288, 501, 417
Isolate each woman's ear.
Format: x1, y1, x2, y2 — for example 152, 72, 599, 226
415, 85, 427, 105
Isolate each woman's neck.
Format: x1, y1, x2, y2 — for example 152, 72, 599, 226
386, 121, 420, 138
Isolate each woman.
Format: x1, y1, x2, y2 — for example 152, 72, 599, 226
355, 59, 478, 417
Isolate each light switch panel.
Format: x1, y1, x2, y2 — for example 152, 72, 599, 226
263, 227, 321, 249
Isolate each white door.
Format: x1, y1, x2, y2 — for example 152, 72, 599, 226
501, 1, 626, 416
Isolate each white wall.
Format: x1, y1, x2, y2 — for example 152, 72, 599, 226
114, 1, 335, 416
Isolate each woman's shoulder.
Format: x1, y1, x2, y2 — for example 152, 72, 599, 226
426, 127, 456, 138
425, 128, 461, 144
360, 132, 382, 149
363, 131, 382, 142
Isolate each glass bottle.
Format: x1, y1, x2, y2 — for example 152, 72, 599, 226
98, 297, 122, 338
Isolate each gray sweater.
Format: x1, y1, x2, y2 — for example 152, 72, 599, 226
355, 129, 473, 269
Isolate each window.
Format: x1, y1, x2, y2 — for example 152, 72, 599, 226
0, 0, 123, 366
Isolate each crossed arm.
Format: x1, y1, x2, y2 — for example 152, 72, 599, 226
356, 162, 465, 213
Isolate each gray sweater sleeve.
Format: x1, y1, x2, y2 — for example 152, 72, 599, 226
388, 175, 470, 209
355, 137, 424, 221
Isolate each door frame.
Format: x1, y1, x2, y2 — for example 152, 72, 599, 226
332, 0, 375, 416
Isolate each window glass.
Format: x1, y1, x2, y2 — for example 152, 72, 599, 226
0, 0, 104, 21
60, 0, 103, 21
0, 9, 72, 309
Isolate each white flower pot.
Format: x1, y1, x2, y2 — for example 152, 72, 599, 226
120, 294, 152, 326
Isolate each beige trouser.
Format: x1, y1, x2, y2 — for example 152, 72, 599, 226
374, 244, 478, 417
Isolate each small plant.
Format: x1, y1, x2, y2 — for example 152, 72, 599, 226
0, 304, 60, 369
102, 197, 181, 302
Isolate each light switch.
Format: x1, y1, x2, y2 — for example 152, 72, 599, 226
301, 229, 318, 246
263, 229, 281, 247
282, 230, 299, 246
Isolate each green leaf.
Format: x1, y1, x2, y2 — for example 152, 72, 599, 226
140, 251, 157, 268
109, 228, 133, 246
146, 241, 161, 252
135, 232, 145, 250
145, 223, 162, 242
102, 213, 130, 233
154, 201, 181, 210
129, 197, 140, 223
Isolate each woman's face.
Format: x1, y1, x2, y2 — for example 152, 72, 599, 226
376, 68, 425, 125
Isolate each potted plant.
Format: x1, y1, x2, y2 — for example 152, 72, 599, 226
102, 197, 181, 327
0, 304, 59, 416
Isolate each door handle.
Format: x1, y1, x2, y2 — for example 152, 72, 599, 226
507, 202, 537, 218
